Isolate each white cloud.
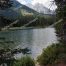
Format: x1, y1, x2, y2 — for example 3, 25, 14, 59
17, 0, 26, 5
31, 0, 57, 10
17, 0, 57, 10
32, 0, 49, 5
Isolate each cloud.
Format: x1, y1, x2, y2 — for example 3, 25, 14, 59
17, 0, 26, 5
31, 0, 57, 10
17, 0, 57, 10
32, 0, 52, 6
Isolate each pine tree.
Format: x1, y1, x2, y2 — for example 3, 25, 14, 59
54, 0, 66, 43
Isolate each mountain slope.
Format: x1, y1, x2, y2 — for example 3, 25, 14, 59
0, 0, 38, 20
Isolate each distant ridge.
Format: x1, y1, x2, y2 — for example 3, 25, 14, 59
0, 0, 38, 20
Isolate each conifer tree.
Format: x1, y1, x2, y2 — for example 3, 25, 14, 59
54, 0, 66, 43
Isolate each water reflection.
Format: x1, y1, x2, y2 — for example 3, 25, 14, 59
31, 28, 57, 59
0, 28, 57, 59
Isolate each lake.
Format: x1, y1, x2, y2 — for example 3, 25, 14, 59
0, 27, 58, 59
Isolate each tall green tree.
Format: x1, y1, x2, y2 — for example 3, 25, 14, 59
54, 0, 66, 43
55, 0, 66, 20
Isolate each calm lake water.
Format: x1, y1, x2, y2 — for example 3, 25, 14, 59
0, 27, 58, 59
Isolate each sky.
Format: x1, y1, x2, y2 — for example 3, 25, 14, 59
17, 0, 57, 10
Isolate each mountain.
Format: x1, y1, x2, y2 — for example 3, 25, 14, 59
0, 0, 38, 20
26, 3, 55, 15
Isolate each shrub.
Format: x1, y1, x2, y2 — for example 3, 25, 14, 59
13, 56, 35, 66
37, 43, 66, 66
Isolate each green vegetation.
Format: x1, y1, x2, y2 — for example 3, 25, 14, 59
0, 37, 31, 66
54, 21, 64, 43
37, 43, 66, 66
13, 14, 56, 28
54, 0, 66, 43
55, 0, 66, 20
13, 56, 35, 66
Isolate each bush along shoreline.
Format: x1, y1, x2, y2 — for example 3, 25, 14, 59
37, 43, 66, 66
13, 56, 35, 66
